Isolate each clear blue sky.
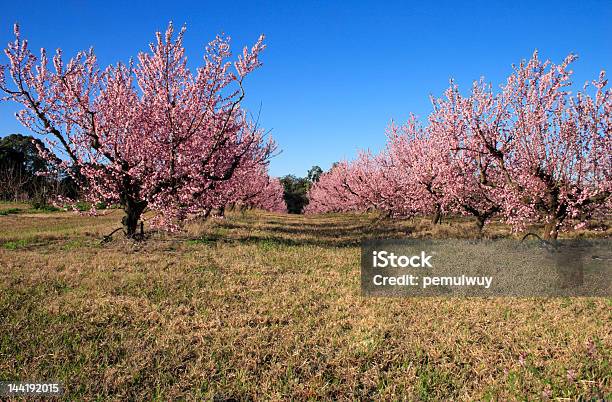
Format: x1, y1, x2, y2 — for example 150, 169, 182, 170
0, 0, 610, 177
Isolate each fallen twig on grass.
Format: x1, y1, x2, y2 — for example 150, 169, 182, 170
101, 227, 125, 244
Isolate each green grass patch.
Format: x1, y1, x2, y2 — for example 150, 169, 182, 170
1, 239, 32, 250
0, 208, 21, 216
258, 238, 281, 251
61, 239, 88, 250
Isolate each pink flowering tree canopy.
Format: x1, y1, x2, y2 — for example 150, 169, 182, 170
0, 23, 279, 236
454, 52, 611, 238
307, 52, 610, 238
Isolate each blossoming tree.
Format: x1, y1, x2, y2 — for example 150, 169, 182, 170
427, 84, 504, 232
384, 118, 450, 223
203, 163, 286, 216
455, 52, 610, 238
0, 23, 277, 236
304, 160, 364, 214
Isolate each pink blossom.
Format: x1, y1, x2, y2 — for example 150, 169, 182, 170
0, 23, 280, 236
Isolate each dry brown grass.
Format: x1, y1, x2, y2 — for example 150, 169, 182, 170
0, 205, 610, 400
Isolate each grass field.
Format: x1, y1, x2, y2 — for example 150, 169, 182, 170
0, 203, 610, 400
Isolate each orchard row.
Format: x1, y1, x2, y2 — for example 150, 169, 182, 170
307, 52, 611, 239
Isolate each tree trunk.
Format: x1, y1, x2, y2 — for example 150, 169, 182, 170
431, 205, 441, 225
203, 207, 212, 219
476, 216, 486, 235
543, 219, 559, 240
122, 199, 147, 238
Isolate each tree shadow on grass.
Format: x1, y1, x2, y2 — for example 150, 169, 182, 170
206, 215, 411, 248
187, 233, 363, 248
263, 223, 404, 239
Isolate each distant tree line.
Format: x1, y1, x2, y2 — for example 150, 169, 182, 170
280, 165, 323, 213
0, 134, 77, 207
